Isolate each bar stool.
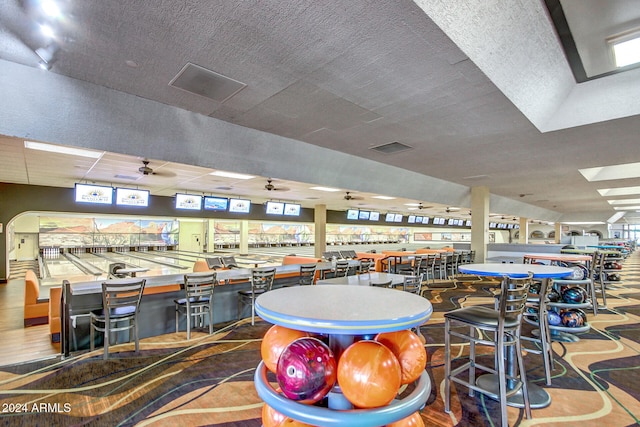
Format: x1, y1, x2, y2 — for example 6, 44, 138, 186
175, 272, 217, 340
237, 267, 276, 325
444, 273, 533, 427
520, 278, 555, 385
90, 277, 146, 360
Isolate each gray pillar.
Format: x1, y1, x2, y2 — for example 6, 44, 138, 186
471, 186, 490, 262
314, 205, 327, 258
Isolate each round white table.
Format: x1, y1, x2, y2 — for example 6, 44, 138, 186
457, 263, 572, 409
254, 285, 433, 426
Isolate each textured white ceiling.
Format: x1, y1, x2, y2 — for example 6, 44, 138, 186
0, 0, 639, 224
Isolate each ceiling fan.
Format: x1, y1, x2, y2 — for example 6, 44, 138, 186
417, 203, 432, 210
138, 160, 154, 175
445, 207, 460, 213
137, 160, 176, 177
344, 191, 364, 201
264, 179, 289, 191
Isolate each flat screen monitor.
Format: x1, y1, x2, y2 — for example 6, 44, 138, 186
415, 216, 422, 223
204, 196, 229, 211
358, 210, 370, 220
385, 213, 395, 222
514, 224, 520, 229
490, 222, 497, 228
74, 183, 113, 205
448, 218, 455, 225
508, 223, 514, 229
394, 213, 403, 222
433, 217, 442, 225
466, 220, 472, 226
422, 217, 430, 224
175, 193, 202, 210
408, 215, 416, 223
229, 198, 251, 213
284, 203, 301, 216
369, 211, 380, 221
347, 209, 359, 220
265, 201, 285, 215
115, 188, 149, 207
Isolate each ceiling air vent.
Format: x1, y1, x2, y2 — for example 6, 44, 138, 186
370, 141, 413, 154
169, 63, 247, 103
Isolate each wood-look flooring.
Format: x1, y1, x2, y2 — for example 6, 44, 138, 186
0, 273, 59, 367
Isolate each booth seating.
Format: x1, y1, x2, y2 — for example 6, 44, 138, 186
49, 286, 62, 342
193, 259, 231, 273
24, 270, 49, 326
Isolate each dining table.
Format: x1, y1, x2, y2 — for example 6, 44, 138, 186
316, 272, 407, 287
457, 262, 573, 409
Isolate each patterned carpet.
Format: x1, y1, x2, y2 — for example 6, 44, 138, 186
1, 253, 639, 426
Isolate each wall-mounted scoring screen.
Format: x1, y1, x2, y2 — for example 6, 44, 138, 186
347, 209, 359, 220
408, 215, 416, 223
369, 211, 380, 221
385, 213, 395, 222
74, 183, 113, 205
265, 201, 285, 215
204, 196, 229, 211
175, 193, 202, 210
358, 210, 370, 220
229, 198, 251, 213
284, 203, 301, 216
116, 188, 149, 207
394, 213, 403, 222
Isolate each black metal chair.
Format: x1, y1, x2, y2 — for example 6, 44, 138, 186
221, 256, 239, 268
237, 267, 276, 325
299, 264, 317, 286
175, 272, 217, 340
90, 277, 146, 359
444, 273, 533, 427
205, 257, 224, 270
521, 278, 555, 386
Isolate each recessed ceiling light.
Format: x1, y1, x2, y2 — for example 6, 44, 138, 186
611, 35, 640, 68
209, 170, 254, 180
40, 24, 55, 38
41, 0, 61, 18
607, 198, 640, 205
24, 141, 103, 158
310, 186, 341, 192
598, 186, 640, 197
579, 161, 640, 182
613, 205, 640, 210
372, 195, 395, 200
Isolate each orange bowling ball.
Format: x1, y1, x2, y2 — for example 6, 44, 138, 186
386, 411, 425, 427
261, 403, 315, 427
375, 330, 427, 384
261, 325, 309, 373
336, 340, 401, 408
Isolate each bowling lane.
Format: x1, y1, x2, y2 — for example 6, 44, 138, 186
81, 251, 192, 277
